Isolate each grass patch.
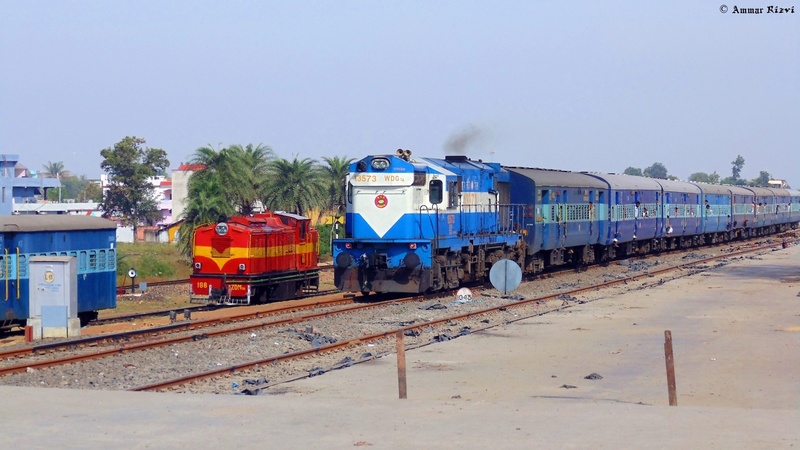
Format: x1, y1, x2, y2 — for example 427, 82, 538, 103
117, 242, 192, 283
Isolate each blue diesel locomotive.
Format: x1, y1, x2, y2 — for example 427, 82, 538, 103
333, 150, 799, 295
1, 215, 117, 329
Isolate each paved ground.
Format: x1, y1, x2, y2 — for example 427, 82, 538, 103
3, 245, 799, 449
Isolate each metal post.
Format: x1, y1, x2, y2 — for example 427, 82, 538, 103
664, 330, 677, 406
396, 330, 407, 399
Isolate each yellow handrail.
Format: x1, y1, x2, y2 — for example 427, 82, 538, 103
16, 248, 20, 299
4, 248, 8, 301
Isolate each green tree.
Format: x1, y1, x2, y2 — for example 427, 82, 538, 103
177, 175, 236, 257
80, 179, 103, 202
731, 155, 745, 181
643, 162, 669, 179
59, 175, 89, 201
749, 171, 771, 187
321, 155, 354, 216
42, 161, 68, 202
688, 172, 720, 184
227, 144, 274, 214
623, 167, 643, 176
720, 176, 746, 186
178, 143, 272, 257
100, 136, 169, 242
689, 172, 711, 183
42, 161, 67, 178
261, 156, 326, 217
187, 143, 273, 215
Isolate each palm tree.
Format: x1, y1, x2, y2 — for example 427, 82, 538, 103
187, 143, 273, 214
226, 144, 274, 214
261, 157, 326, 217
321, 155, 354, 216
177, 175, 236, 257
42, 161, 67, 178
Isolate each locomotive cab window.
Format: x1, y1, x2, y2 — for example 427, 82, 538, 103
448, 178, 461, 209
299, 221, 308, 242
429, 180, 443, 205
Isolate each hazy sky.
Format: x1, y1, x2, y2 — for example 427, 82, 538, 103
2, 1, 798, 186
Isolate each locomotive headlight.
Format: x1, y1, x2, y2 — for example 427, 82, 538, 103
335, 252, 353, 268
404, 252, 421, 269
371, 158, 390, 170
409, 243, 417, 249
238, 263, 246, 271
215, 222, 229, 236
194, 262, 202, 270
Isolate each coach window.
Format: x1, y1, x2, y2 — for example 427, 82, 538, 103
89, 250, 97, 272
429, 180, 443, 205
19, 255, 27, 278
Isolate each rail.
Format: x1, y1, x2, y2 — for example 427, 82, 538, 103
128, 239, 795, 392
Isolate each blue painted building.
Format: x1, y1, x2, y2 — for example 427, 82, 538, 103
0, 154, 61, 215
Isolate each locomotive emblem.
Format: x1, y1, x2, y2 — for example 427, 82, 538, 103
375, 194, 388, 208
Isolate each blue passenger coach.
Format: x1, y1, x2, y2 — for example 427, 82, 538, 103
506, 168, 607, 271
1, 215, 117, 328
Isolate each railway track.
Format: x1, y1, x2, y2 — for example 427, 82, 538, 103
0, 292, 390, 366
134, 242, 787, 392
1, 235, 792, 393
95, 288, 341, 326
115, 263, 335, 294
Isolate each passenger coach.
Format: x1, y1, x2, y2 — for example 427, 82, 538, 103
0, 215, 117, 329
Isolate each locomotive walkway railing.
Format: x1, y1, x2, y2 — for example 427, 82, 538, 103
417, 203, 527, 244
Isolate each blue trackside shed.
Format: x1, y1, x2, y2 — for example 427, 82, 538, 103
1, 215, 117, 328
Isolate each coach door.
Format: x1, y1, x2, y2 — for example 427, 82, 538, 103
540, 189, 552, 249
594, 191, 605, 242
557, 190, 567, 248
495, 179, 512, 232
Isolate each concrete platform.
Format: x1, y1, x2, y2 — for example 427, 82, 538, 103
2, 246, 799, 449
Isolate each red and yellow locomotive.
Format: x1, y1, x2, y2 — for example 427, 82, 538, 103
190, 212, 320, 305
